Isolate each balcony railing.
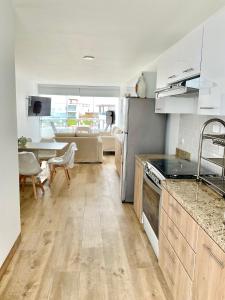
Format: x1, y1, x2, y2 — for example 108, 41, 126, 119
40, 116, 107, 136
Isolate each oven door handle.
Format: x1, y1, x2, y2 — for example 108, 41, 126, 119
143, 174, 161, 195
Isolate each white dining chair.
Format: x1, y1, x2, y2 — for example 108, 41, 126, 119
48, 142, 77, 185
18, 152, 44, 200
38, 138, 57, 162
50, 121, 57, 134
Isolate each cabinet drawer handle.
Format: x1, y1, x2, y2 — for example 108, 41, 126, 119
169, 202, 181, 215
165, 268, 175, 285
168, 226, 178, 240
174, 206, 181, 215
200, 107, 216, 110
200, 106, 217, 109
203, 244, 224, 269
183, 67, 194, 73
168, 75, 176, 79
156, 108, 162, 111
165, 246, 176, 263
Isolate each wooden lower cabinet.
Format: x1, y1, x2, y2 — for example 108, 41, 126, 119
193, 228, 225, 300
159, 230, 193, 300
133, 158, 144, 222
160, 188, 225, 300
162, 189, 198, 251
160, 208, 195, 280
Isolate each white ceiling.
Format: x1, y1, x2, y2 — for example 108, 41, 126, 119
13, 0, 225, 85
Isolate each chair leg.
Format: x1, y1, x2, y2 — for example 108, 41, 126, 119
49, 165, 54, 185
22, 176, 26, 192
39, 182, 45, 194
19, 175, 23, 188
31, 176, 38, 200
37, 177, 45, 194
63, 166, 70, 185
66, 169, 70, 180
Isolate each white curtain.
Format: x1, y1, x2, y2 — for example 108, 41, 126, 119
38, 84, 120, 97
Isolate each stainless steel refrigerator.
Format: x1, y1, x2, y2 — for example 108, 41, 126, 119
120, 97, 166, 203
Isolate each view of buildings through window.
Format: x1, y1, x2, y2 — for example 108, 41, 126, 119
40, 95, 119, 136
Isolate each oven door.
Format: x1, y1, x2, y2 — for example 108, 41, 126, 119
143, 174, 161, 257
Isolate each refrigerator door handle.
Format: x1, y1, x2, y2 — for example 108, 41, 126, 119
120, 133, 128, 202
122, 98, 129, 133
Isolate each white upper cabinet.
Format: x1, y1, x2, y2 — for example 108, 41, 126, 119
172, 25, 203, 83
156, 48, 176, 89
198, 8, 225, 115
156, 25, 203, 89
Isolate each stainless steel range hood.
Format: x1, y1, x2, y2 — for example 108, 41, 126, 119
155, 76, 200, 99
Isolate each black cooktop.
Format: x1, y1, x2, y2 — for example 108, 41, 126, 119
149, 159, 213, 179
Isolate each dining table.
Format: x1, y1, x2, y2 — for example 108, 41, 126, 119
18, 141, 68, 183
18, 141, 68, 157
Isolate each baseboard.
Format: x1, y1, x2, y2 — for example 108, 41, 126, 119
0, 233, 21, 281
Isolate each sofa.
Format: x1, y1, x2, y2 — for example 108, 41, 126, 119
55, 132, 103, 163
99, 131, 115, 152
100, 126, 122, 152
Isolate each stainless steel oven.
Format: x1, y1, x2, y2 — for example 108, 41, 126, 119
142, 157, 210, 258
142, 163, 165, 258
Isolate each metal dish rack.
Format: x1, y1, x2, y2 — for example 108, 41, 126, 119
197, 118, 225, 196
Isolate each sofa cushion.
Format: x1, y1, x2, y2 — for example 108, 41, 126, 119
55, 132, 75, 137
99, 131, 112, 136
75, 132, 99, 137
101, 136, 115, 152
112, 126, 122, 135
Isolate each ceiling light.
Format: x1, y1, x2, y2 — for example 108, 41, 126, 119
82, 55, 95, 61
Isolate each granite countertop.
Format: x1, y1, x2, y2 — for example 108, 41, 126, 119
162, 180, 225, 252
136, 154, 175, 164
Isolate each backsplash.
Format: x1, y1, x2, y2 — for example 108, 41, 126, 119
166, 114, 225, 172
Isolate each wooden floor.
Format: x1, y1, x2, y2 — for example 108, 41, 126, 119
0, 155, 171, 300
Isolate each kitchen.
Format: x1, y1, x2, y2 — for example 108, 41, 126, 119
116, 5, 225, 300
2, 1, 225, 299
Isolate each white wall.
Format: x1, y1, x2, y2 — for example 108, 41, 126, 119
121, 68, 158, 99
0, 1, 21, 267
16, 73, 40, 141
166, 114, 225, 165
166, 114, 225, 175
165, 114, 180, 155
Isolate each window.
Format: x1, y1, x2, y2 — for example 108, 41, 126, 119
40, 95, 119, 137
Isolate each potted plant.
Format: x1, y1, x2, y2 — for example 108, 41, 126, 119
18, 136, 28, 147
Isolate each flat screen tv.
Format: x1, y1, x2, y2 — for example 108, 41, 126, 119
28, 96, 51, 116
